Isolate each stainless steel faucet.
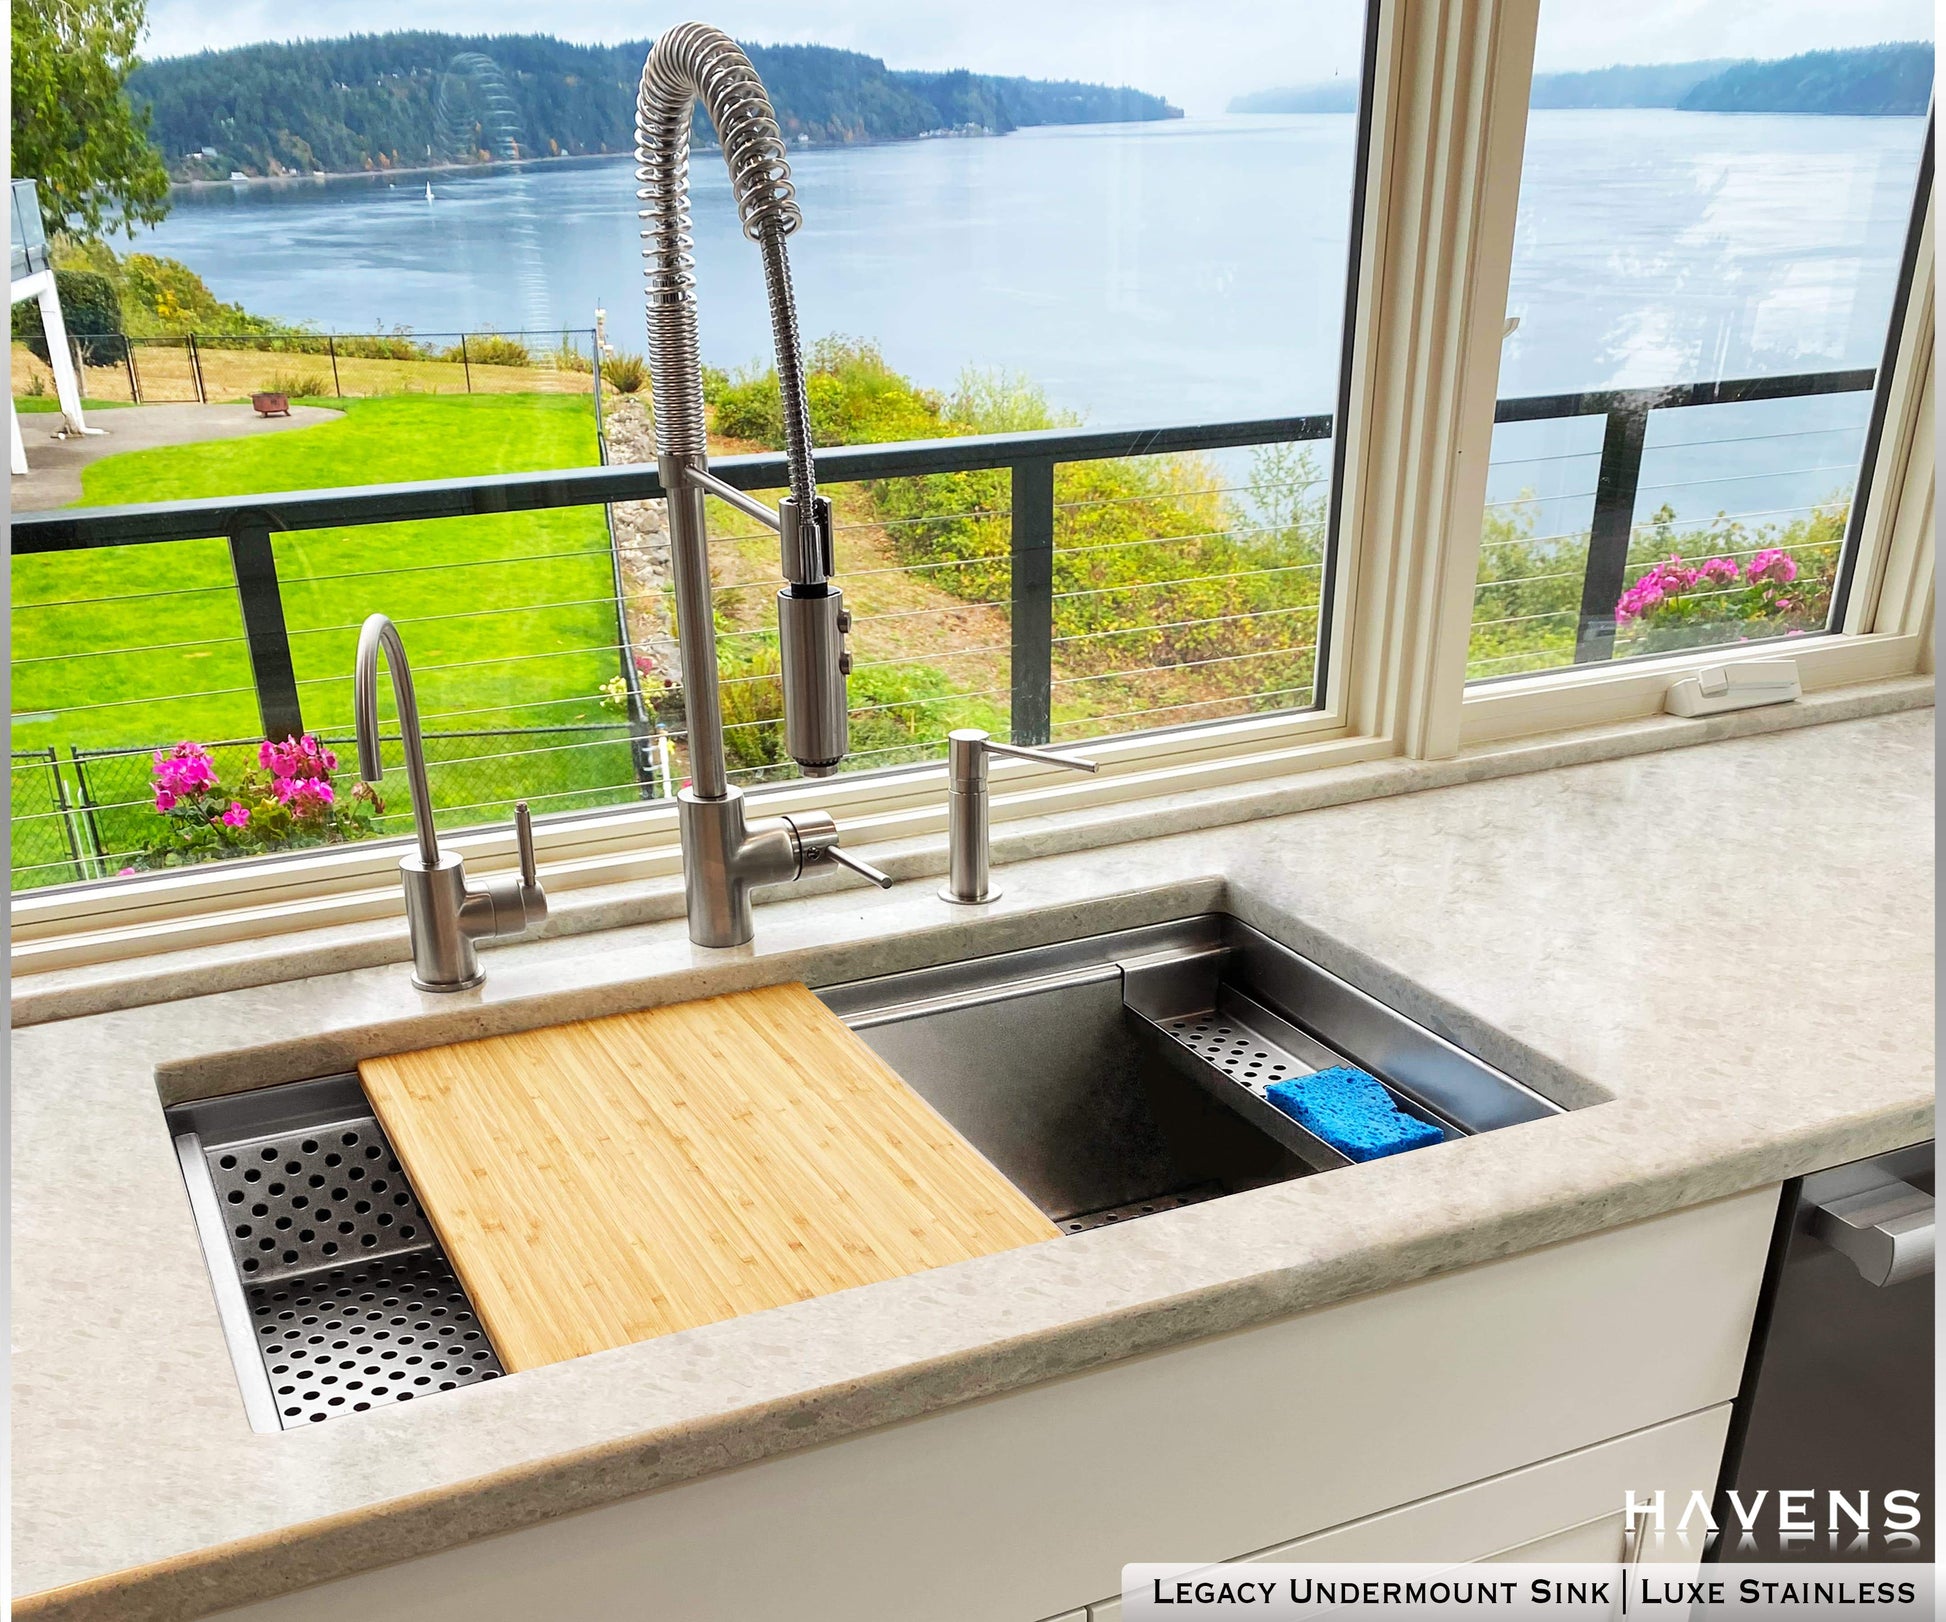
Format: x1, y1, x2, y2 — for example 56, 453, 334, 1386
634, 23, 892, 948
940, 729, 1098, 905
354, 613, 547, 991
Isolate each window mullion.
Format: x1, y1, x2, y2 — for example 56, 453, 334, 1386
1335, 0, 1540, 761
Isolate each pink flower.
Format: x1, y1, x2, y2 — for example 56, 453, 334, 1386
260, 733, 337, 783
152, 741, 218, 800
154, 786, 179, 813
118, 865, 137, 876
220, 802, 251, 829
274, 776, 335, 813
1746, 548, 1798, 586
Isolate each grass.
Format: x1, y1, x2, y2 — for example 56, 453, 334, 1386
14, 395, 137, 413
11, 393, 633, 881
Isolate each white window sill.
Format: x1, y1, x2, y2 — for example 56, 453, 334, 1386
12, 672, 1931, 1027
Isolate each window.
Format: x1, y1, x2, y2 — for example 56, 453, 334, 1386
1467, 3, 1933, 681
9, 0, 1933, 951
11, 4, 1374, 896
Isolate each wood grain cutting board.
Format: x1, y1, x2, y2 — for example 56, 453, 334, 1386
359, 982, 1058, 1372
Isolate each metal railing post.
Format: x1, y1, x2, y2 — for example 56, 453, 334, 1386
187, 333, 206, 403
327, 334, 342, 398
122, 335, 139, 404
1009, 457, 1056, 746
458, 334, 473, 394
227, 520, 306, 740
1574, 404, 1650, 663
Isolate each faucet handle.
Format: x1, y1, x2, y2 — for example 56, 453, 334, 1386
469, 800, 548, 942
783, 810, 895, 890
981, 737, 1099, 776
946, 728, 1098, 787
514, 800, 539, 890
817, 843, 895, 890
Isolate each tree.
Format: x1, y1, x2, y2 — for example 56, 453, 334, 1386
11, 0, 171, 239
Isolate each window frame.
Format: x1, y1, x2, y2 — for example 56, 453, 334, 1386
9, 0, 1935, 969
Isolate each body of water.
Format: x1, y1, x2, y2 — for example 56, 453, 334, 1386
135, 109, 1927, 527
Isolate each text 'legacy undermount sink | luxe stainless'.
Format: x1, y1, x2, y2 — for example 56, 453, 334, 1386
168, 912, 1565, 1430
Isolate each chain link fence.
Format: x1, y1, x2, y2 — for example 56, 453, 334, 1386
10, 723, 658, 891
11, 328, 601, 407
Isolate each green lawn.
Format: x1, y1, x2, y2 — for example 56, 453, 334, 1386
12, 393, 637, 884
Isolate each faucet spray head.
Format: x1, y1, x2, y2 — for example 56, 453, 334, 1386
776, 494, 851, 775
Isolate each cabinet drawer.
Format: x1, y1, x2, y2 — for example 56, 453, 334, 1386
1086, 1404, 1730, 1618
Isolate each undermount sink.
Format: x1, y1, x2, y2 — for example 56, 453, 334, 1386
817, 914, 1564, 1233
169, 911, 1564, 1431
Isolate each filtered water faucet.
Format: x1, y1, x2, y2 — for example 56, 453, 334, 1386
634, 22, 891, 947
354, 613, 546, 990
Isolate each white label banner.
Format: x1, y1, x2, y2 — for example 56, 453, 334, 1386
1120, 1563, 1933, 1621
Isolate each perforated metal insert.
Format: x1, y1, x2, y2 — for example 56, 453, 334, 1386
1058, 1183, 1224, 1235
1160, 1015, 1309, 1098
251, 1251, 502, 1425
204, 1114, 432, 1284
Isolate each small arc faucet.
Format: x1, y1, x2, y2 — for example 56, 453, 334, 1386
355, 613, 546, 991
634, 22, 891, 948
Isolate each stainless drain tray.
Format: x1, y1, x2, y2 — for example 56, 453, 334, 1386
1124, 960, 1459, 1172
823, 912, 1563, 1228
168, 1074, 503, 1431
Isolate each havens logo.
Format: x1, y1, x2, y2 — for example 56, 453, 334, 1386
1625, 1489, 1926, 1554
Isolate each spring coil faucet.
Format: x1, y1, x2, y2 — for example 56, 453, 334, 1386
634, 22, 892, 946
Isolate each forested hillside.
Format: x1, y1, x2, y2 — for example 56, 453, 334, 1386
128, 33, 1180, 180
1232, 41, 1931, 116
1676, 43, 1932, 116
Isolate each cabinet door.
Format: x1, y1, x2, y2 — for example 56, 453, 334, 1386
1086, 1404, 1728, 1620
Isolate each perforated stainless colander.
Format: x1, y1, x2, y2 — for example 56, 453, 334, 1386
169, 1074, 504, 1430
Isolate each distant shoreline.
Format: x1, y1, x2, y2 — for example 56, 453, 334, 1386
170, 149, 639, 192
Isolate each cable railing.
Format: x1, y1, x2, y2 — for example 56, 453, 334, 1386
8, 367, 1876, 892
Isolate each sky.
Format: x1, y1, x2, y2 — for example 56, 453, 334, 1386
140, 0, 1936, 117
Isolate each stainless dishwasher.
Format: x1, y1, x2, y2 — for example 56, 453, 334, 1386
1712, 1140, 1934, 1561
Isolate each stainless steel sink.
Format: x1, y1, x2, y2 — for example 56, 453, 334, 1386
170, 912, 1561, 1428
818, 914, 1562, 1233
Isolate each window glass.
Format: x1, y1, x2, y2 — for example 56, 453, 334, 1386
12, 6, 1370, 890
1468, 7, 1932, 680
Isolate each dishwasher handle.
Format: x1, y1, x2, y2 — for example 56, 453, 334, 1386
1806, 1178, 1933, 1288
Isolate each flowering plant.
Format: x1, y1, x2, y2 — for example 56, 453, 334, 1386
1611, 499, 1838, 654
129, 734, 383, 871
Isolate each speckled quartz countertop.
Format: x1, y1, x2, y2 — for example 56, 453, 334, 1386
11, 706, 1935, 1620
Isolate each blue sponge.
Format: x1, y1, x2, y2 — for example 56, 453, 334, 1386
1264, 1066, 1443, 1163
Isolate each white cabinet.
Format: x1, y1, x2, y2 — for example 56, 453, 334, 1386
1084, 1403, 1729, 1618
213, 1187, 1774, 1622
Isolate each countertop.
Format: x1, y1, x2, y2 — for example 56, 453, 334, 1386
10, 707, 1935, 1620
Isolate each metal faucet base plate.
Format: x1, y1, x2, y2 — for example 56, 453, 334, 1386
411, 971, 486, 993
939, 884, 1000, 905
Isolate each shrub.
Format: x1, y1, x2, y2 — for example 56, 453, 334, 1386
601, 351, 648, 393
442, 331, 530, 367
327, 329, 427, 361
255, 367, 330, 398
552, 337, 594, 374
12, 269, 123, 364
704, 335, 946, 448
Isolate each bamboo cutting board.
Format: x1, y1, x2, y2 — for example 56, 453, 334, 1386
358, 983, 1058, 1372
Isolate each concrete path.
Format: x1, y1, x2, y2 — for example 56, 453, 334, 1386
9, 402, 342, 511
